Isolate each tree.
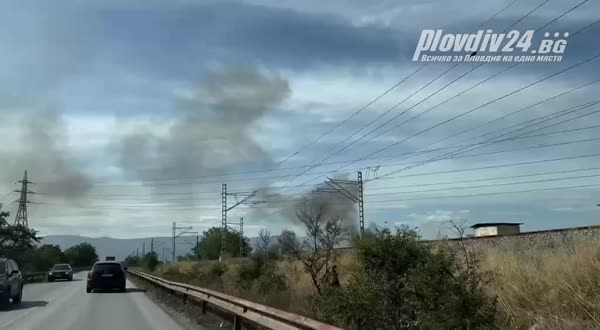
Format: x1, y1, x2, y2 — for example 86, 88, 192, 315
142, 252, 159, 271
177, 254, 196, 262
277, 229, 299, 255
64, 243, 99, 267
314, 226, 498, 329
194, 227, 252, 260
256, 228, 272, 254
124, 255, 141, 267
0, 210, 39, 266
30, 245, 65, 271
293, 204, 349, 295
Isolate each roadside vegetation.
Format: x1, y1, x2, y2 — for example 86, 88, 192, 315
150, 204, 503, 329
0, 209, 99, 272
146, 201, 600, 330
483, 240, 600, 329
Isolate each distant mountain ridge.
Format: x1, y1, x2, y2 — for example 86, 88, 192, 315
39, 234, 301, 261
40, 235, 194, 261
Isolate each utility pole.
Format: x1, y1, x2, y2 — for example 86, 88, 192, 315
136, 248, 139, 257
357, 171, 364, 239
150, 238, 154, 254
142, 242, 145, 256
196, 235, 199, 261
220, 184, 261, 261
240, 217, 244, 257
221, 184, 227, 262
172, 222, 193, 262
317, 171, 365, 239
161, 248, 165, 262
172, 222, 175, 262
14, 170, 36, 227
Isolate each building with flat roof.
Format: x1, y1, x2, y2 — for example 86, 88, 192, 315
470, 222, 522, 237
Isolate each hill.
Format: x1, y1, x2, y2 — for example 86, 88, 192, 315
39, 234, 300, 261
39, 235, 193, 261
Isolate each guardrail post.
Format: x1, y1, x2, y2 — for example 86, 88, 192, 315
201, 300, 207, 314
183, 294, 187, 304
233, 315, 242, 330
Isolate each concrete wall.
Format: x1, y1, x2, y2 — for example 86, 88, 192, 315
473, 225, 520, 237
334, 225, 600, 255
497, 225, 520, 236
429, 225, 600, 254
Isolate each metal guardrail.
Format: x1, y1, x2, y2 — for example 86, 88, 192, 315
23, 272, 47, 283
127, 269, 343, 330
23, 266, 92, 283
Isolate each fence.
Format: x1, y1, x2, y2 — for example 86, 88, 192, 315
127, 269, 343, 330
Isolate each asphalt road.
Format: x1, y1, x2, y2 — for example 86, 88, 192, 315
0, 272, 186, 330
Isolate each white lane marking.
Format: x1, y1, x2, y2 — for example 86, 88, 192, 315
0, 272, 85, 329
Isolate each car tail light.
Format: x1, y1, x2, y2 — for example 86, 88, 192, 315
88, 271, 96, 278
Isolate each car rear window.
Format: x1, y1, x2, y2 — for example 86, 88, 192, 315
0, 261, 5, 274
93, 263, 123, 272
52, 265, 71, 271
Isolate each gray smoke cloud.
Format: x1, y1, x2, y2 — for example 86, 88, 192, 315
0, 6, 95, 202
248, 174, 360, 230
117, 64, 291, 180
0, 111, 93, 198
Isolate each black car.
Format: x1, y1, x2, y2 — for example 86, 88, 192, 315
0, 258, 23, 307
86, 261, 127, 293
48, 264, 73, 282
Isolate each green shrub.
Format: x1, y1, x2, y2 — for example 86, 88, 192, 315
314, 226, 498, 329
210, 262, 228, 277
236, 254, 287, 295
253, 268, 288, 295
209, 262, 228, 289
236, 258, 263, 290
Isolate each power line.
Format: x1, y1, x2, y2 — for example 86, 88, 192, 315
350, 1, 598, 168
72, 150, 600, 205
365, 174, 600, 196
383, 152, 600, 179
36, 123, 600, 200
366, 167, 600, 190
374, 98, 600, 180
115, 135, 600, 199
363, 183, 600, 203
503, 0, 551, 32
36, 174, 600, 209
287, 1, 591, 189
275, 0, 523, 167
536, 0, 590, 32
85, 171, 600, 203
407, 78, 600, 156
272, 0, 532, 190
36, 119, 600, 195
573, 17, 600, 35
305, 0, 557, 168
355, 53, 600, 164
39, 115, 597, 190
276, 63, 429, 166
293, 53, 600, 190
355, 75, 599, 156
39, 133, 600, 204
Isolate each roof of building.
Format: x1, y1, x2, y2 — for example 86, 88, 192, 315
470, 222, 523, 229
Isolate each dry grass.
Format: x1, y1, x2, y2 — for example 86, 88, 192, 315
155, 239, 600, 329
482, 240, 600, 329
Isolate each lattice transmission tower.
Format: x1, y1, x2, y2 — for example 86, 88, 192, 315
14, 170, 35, 227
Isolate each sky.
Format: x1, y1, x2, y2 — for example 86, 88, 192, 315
0, 0, 599, 239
